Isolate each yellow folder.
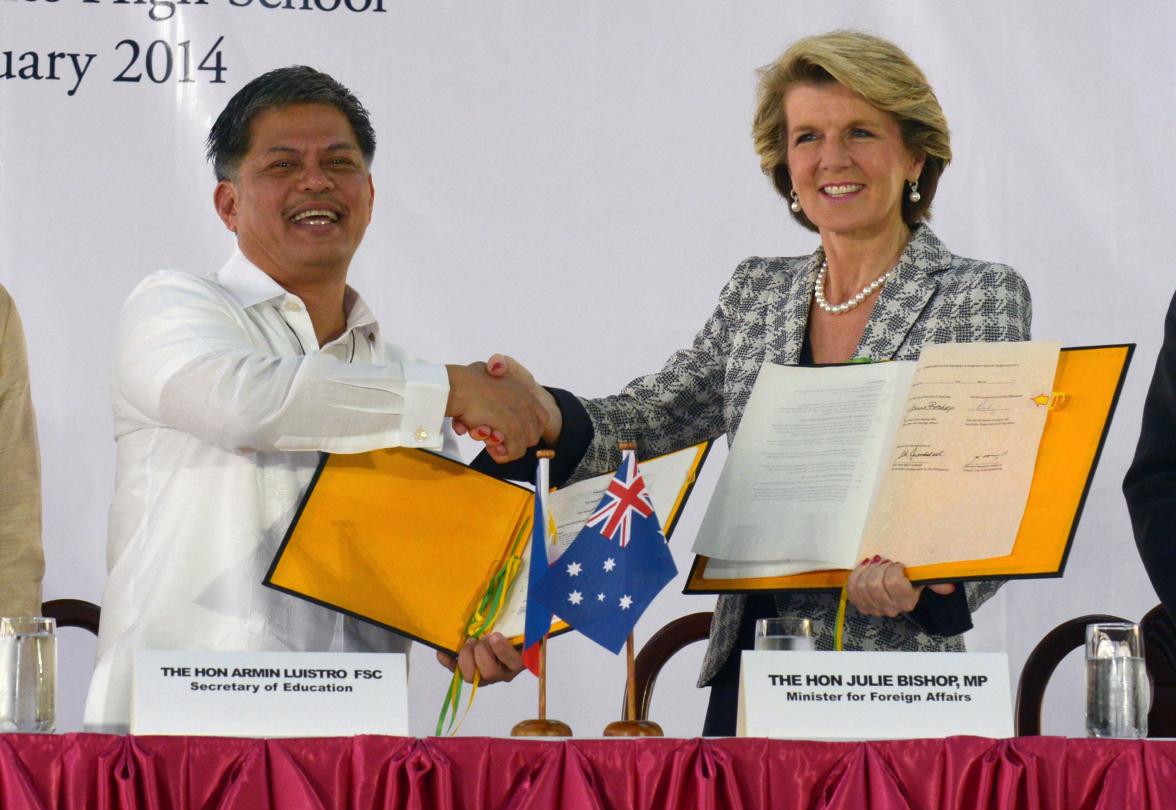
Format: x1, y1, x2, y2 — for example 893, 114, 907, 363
265, 443, 710, 653
684, 344, 1134, 593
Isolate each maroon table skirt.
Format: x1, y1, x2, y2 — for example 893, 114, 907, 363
1, 734, 1174, 809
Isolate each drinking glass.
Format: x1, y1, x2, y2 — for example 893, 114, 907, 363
1085, 622, 1149, 739
754, 616, 814, 651
0, 617, 56, 733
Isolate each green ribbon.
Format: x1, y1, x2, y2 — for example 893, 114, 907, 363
435, 520, 529, 735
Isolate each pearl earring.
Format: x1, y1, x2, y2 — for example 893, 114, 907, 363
790, 190, 802, 213
908, 181, 921, 203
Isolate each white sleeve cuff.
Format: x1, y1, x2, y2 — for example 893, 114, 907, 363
400, 362, 449, 448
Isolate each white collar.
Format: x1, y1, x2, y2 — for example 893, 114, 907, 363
215, 249, 379, 340
341, 287, 379, 337
215, 249, 287, 308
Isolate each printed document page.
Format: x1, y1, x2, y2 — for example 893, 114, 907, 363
692, 361, 914, 569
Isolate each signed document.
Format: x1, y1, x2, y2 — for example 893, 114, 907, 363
858, 341, 1060, 565
692, 341, 1061, 578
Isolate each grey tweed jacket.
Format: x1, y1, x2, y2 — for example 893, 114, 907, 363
568, 224, 1032, 686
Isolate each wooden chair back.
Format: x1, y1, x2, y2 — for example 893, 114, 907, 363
621, 611, 712, 722
40, 598, 101, 636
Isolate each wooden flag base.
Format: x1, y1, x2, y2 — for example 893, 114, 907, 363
602, 719, 663, 737
511, 718, 573, 737
512, 637, 572, 737
601, 632, 664, 736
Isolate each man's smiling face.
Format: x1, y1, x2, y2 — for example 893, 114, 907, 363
214, 102, 374, 286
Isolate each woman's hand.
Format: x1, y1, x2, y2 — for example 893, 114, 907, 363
846, 557, 955, 617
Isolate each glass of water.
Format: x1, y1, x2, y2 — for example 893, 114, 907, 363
0, 617, 56, 733
1085, 621, 1149, 739
754, 616, 814, 651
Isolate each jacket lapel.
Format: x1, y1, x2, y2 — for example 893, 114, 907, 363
764, 249, 822, 365
853, 225, 951, 361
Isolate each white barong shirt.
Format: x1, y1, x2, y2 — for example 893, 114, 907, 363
84, 250, 454, 732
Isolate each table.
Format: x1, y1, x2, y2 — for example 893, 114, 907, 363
2, 734, 1174, 809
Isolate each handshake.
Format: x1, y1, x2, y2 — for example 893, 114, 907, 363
444, 354, 563, 461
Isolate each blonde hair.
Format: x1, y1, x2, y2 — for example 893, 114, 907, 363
753, 31, 952, 231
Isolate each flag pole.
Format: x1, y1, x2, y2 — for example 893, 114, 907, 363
538, 637, 548, 720
603, 442, 664, 737
625, 633, 637, 720
512, 450, 571, 738
604, 631, 661, 736
513, 638, 569, 736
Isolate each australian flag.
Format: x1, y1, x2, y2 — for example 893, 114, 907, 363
531, 449, 677, 654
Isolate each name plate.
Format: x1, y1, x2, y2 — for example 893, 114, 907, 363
132, 650, 408, 737
738, 651, 1013, 739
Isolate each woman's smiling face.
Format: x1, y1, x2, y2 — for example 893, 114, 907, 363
784, 81, 924, 243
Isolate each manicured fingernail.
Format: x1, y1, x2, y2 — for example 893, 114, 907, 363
489, 633, 503, 642
861, 558, 869, 566
872, 555, 881, 563
490, 361, 504, 373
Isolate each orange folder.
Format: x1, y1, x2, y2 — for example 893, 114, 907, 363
684, 345, 1134, 593
265, 444, 710, 653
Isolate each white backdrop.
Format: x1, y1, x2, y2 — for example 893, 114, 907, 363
1, 1, 1167, 737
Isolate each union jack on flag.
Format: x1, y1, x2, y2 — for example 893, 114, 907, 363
583, 454, 655, 547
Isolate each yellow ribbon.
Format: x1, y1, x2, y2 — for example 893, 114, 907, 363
436, 522, 529, 735
834, 584, 849, 651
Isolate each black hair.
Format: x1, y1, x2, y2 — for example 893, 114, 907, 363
206, 65, 376, 181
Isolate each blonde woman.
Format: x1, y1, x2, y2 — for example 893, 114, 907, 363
463, 30, 1031, 735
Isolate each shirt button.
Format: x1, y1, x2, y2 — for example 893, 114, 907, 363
283, 299, 302, 312
415, 428, 429, 441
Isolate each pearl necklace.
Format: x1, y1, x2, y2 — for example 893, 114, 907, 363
812, 259, 898, 315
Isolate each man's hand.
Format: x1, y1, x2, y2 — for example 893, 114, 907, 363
846, 558, 955, 617
436, 633, 525, 684
452, 355, 562, 454
445, 362, 549, 461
